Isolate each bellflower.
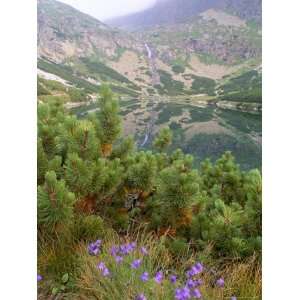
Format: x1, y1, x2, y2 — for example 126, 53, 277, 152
186, 262, 203, 278
102, 267, 110, 277
191, 288, 202, 299
114, 255, 123, 264
37, 274, 43, 282
131, 259, 142, 269
120, 243, 135, 255
216, 278, 225, 287
194, 279, 203, 287
119, 244, 128, 255
88, 240, 102, 256
175, 286, 191, 300
170, 274, 177, 284
140, 272, 149, 282
110, 245, 119, 257
97, 262, 110, 276
97, 262, 106, 271
186, 279, 197, 288
194, 262, 204, 273
154, 271, 163, 284
140, 246, 148, 256
135, 294, 147, 300
130, 242, 137, 250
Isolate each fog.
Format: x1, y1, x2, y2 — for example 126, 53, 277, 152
59, 0, 156, 21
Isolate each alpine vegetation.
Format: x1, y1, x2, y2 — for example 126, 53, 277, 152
37, 86, 261, 299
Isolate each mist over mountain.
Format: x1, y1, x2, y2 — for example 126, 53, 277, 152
107, 0, 261, 30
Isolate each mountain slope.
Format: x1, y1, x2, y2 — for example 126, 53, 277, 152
37, 0, 154, 96
108, 0, 261, 30
37, 0, 261, 98
38, 0, 144, 62
139, 9, 261, 68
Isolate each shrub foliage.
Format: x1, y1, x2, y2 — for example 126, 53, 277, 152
37, 86, 262, 294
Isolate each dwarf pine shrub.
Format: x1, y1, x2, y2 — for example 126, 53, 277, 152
37, 84, 262, 295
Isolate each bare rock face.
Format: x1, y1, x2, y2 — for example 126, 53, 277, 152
38, 0, 144, 63
185, 35, 260, 64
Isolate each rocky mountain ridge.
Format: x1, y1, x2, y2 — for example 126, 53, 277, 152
108, 0, 262, 30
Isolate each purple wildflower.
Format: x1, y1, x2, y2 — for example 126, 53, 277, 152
154, 271, 163, 284
194, 262, 204, 273
135, 294, 147, 300
170, 274, 177, 284
89, 247, 100, 256
119, 244, 128, 255
88, 240, 102, 256
120, 243, 135, 256
95, 240, 101, 247
140, 246, 148, 256
140, 272, 149, 282
114, 255, 123, 264
186, 279, 197, 288
186, 262, 203, 278
191, 288, 202, 299
37, 274, 43, 282
102, 267, 110, 277
110, 245, 119, 257
194, 279, 203, 287
130, 242, 137, 250
231, 297, 237, 300
216, 278, 225, 288
97, 262, 110, 277
97, 262, 106, 271
131, 259, 142, 269
175, 286, 191, 300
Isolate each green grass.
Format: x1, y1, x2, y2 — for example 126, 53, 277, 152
80, 57, 140, 91
38, 59, 100, 93
37, 77, 89, 102
38, 59, 141, 97
37, 81, 50, 96
38, 77, 67, 92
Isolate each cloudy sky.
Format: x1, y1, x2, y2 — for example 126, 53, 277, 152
59, 0, 156, 21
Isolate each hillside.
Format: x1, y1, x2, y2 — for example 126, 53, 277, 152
38, 0, 152, 96
108, 0, 262, 30
37, 0, 261, 97
37, 0, 261, 170
38, 0, 143, 62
